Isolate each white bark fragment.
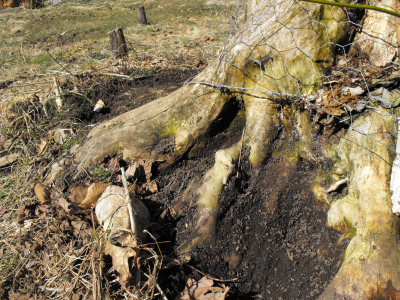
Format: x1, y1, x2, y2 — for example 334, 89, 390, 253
93, 99, 105, 112
342, 86, 364, 96
53, 77, 63, 110
390, 120, 400, 215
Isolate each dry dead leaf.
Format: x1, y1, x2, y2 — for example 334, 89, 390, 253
8, 291, 32, 300
104, 239, 138, 285
38, 138, 48, 155
53, 128, 73, 145
58, 197, 72, 213
17, 202, 37, 224
108, 157, 120, 173
43, 159, 66, 185
148, 180, 158, 193
69, 184, 89, 204
16, 205, 26, 224
0, 153, 19, 167
71, 220, 86, 237
79, 182, 111, 209
34, 183, 51, 204
179, 276, 229, 300
125, 163, 137, 178
138, 159, 154, 182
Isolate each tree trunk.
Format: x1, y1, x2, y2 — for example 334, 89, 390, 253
76, 0, 400, 297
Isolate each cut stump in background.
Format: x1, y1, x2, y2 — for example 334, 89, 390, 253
109, 28, 128, 58
137, 6, 148, 25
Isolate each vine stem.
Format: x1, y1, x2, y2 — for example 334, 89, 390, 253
299, 0, 400, 18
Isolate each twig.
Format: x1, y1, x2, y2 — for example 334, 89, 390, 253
47, 70, 71, 75
141, 270, 168, 300
299, 0, 400, 18
143, 229, 163, 261
46, 49, 75, 77
99, 72, 132, 79
237, 126, 246, 177
121, 167, 137, 236
186, 264, 238, 282
53, 77, 63, 110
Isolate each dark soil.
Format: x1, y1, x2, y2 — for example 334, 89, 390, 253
145, 113, 346, 299
62, 68, 202, 125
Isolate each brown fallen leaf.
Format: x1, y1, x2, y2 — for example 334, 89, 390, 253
148, 180, 158, 193
8, 291, 32, 300
69, 184, 89, 204
108, 157, 120, 173
37, 138, 49, 155
34, 183, 51, 204
58, 197, 72, 213
179, 276, 229, 300
16, 205, 26, 224
0, 153, 19, 167
17, 202, 38, 224
138, 159, 154, 182
104, 239, 138, 285
125, 162, 137, 178
79, 182, 111, 209
71, 220, 86, 237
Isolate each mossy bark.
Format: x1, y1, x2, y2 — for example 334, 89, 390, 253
322, 111, 400, 299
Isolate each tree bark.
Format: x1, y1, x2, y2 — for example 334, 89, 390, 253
109, 28, 128, 58
137, 6, 148, 25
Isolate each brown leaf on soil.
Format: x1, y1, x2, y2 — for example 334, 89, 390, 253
125, 162, 137, 178
17, 202, 37, 223
320, 87, 360, 116
104, 239, 138, 285
69, 184, 89, 204
8, 291, 32, 300
148, 180, 158, 193
58, 197, 72, 213
108, 157, 120, 173
138, 159, 153, 182
79, 182, 111, 209
179, 276, 229, 300
17, 205, 25, 223
71, 220, 86, 237
37, 138, 49, 155
34, 183, 51, 204
0, 153, 19, 167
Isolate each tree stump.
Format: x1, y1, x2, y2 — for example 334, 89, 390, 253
137, 6, 148, 25
109, 28, 128, 58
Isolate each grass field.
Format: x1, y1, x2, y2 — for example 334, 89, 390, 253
0, 0, 237, 82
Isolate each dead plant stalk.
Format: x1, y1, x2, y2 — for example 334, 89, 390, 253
121, 166, 137, 236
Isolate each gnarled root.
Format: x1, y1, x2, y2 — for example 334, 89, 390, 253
321, 111, 400, 299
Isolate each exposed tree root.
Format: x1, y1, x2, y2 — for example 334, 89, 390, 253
322, 111, 400, 299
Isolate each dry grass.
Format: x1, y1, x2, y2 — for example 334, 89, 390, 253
0, 0, 236, 81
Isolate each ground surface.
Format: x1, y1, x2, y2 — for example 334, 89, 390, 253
0, 65, 346, 299
0, 0, 346, 298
